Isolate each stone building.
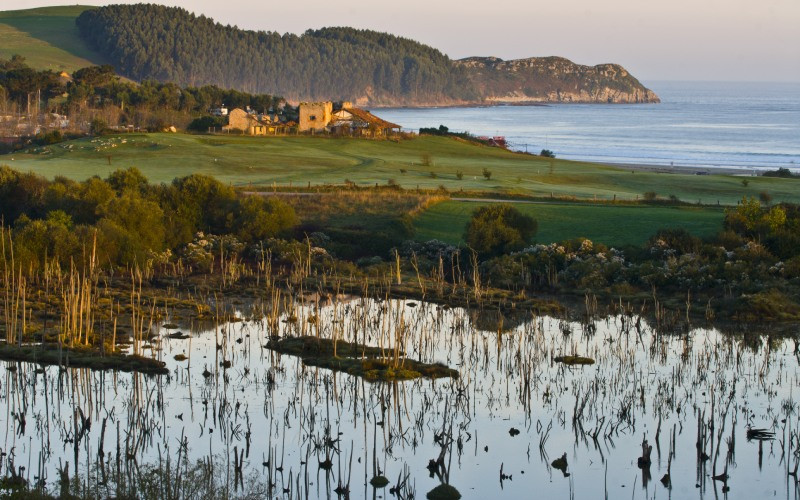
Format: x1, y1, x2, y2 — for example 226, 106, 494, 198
298, 102, 333, 133
299, 101, 400, 136
223, 108, 267, 135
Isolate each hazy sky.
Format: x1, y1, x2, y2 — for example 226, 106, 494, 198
15, 0, 800, 82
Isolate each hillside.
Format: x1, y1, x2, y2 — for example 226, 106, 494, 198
73, 4, 477, 106
73, 4, 658, 106
0, 6, 106, 73
0, 4, 658, 107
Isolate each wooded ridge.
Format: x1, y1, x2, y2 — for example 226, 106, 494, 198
74, 4, 659, 106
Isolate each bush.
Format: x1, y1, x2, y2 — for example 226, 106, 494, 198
90, 117, 108, 135
464, 204, 537, 257
648, 228, 701, 255
482, 168, 492, 180
235, 196, 297, 243
762, 168, 797, 178
540, 149, 555, 158
187, 115, 227, 132
32, 130, 63, 145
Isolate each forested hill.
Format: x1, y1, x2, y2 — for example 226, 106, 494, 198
74, 4, 658, 106
75, 4, 476, 106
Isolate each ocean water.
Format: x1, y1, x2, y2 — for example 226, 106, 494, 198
378, 81, 800, 171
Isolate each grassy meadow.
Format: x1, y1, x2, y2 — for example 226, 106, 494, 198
0, 6, 106, 72
414, 200, 726, 247
5, 133, 800, 206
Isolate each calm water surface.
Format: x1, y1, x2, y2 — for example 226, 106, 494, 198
2, 297, 798, 499
378, 81, 800, 171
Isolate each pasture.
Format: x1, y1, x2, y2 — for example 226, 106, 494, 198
0, 6, 105, 72
414, 200, 726, 247
5, 133, 800, 206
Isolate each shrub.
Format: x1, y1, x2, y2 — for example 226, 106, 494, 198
235, 196, 297, 243
187, 115, 226, 132
33, 130, 63, 145
464, 204, 537, 257
648, 228, 701, 255
482, 168, 492, 180
540, 149, 555, 158
90, 117, 108, 135
762, 168, 797, 178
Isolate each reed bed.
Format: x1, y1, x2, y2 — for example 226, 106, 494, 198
0, 229, 798, 498
1, 287, 798, 498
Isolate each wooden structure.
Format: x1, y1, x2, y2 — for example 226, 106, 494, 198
330, 107, 401, 137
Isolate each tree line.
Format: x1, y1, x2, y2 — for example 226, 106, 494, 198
0, 166, 297, 269
0, 56, 285, 138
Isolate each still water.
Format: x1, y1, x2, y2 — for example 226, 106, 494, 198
1, 297, 798, 498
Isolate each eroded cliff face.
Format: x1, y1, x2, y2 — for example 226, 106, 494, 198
455, 56, 660, 104
321, 56, 659, 107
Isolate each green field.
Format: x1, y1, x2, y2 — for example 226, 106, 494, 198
415, 200, 726, 247
0, 6, 105, 72
5, 133, 800, 206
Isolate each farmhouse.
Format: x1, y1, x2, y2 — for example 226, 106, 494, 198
220, 102, 400, 137
223, 108, 269, 135
330, 107, 401, 137
299, 101, 400, 136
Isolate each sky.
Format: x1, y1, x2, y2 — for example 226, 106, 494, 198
12, 0, 800, 83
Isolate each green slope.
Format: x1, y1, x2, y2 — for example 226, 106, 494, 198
414, 200, 725, 247
3, 133, 799, 206
0, 6, 106, 72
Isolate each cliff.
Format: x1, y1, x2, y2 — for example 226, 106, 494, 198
457, 56, 660, 104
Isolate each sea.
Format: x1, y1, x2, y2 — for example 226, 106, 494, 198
378, 81, 800, 172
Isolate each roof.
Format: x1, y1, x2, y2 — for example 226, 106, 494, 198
339, 108, 401, 129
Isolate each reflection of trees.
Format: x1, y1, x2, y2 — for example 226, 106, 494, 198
469, 308, 530, 333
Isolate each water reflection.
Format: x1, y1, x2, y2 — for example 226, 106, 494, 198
1, 297, 798, 499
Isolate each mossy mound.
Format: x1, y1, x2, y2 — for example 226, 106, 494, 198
728, 289, 800, 321
369, 475, 390, 488
426, 483, 461, 500
266, 336, 458, 381
0, 343, 168, 375
554, 355, 595, 365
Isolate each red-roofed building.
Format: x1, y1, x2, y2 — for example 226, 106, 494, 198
298, 101, 401, 137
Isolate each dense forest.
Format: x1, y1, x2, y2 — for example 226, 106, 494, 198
74, 4, 657, 106
75, 4, 477, 106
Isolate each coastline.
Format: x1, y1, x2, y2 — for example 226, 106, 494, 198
595, 161, 753, 176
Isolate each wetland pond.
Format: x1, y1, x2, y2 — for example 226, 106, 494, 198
1, 296, 798, 499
